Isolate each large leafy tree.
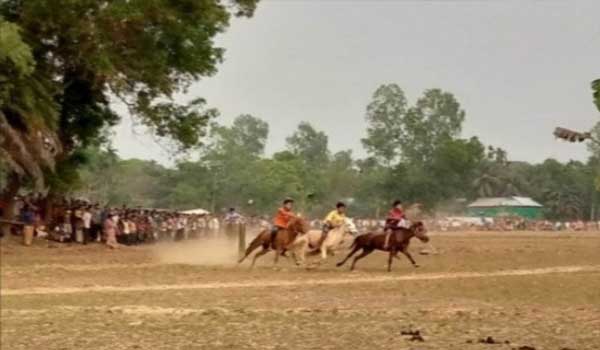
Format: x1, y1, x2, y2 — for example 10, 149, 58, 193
362, 84, 408, 165
0, 0, 259, 222
284, 122, 331, 213
401, 89, 465, 165
286, 122, 330, 168
362, 85, 465, 166
158, 114, 269, 212
0, 17, 59, 192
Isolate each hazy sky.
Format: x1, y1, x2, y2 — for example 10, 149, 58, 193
113, 0, 600, 165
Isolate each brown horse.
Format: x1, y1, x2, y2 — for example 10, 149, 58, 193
336, 221, 429, 272
238, 217, 308, 268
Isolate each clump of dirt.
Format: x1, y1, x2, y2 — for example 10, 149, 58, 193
478, 336, 507, 344
466, 336, 511, 345
401, 329, 424, 342
153, 237, 240, 266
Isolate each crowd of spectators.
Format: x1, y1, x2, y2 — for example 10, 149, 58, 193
2, 196, 260, 248
322, 217, 600, 232
2, 196, 598, 248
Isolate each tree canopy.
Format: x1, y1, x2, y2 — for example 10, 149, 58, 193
70, 83, 599, 220
0, 0, 258, 197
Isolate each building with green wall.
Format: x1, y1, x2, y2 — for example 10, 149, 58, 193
466, 196, 543, 219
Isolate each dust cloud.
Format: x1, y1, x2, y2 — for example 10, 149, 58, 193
153, 237, 244, 266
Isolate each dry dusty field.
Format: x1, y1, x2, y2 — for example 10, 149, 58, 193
1, 230, 600, 350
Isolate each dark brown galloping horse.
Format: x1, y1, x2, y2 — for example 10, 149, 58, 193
238, 217, 308, 268
336, 222, 429, 272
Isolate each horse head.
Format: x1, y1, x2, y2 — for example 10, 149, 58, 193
288, 217, 308, 234
343, 217, 359, 236
410, 221, 429, 243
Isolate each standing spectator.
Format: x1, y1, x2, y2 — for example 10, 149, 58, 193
72, 206, 84, 243
91, 204, 102, 242
21, 204, 36, 246
82, 206, 92, 245
224, 208, 242, 224
119, 216, 130, 245
103, 214, 119, 249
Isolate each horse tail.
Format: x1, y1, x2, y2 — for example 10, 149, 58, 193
238, 230, 267, 264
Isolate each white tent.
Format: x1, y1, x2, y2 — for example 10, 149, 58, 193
180, 208, 210, 215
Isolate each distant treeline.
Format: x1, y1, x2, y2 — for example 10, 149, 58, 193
72, 85, 600, 220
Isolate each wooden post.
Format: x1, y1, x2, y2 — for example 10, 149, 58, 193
238, 223, 246, 257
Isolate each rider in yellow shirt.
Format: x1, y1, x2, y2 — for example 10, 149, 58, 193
316, 202, 347, 249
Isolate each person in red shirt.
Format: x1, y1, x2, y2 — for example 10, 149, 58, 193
270, 198, 296, 242
384, 200, 405, 249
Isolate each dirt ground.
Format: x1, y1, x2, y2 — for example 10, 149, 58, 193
1, 231, 600, 350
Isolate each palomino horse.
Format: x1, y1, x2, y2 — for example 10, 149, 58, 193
237, 217, 308, 268
336, 222, 429, 272
289, 217, 358, 266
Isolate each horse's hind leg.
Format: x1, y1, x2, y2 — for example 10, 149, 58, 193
336, 245, 360, 267
350, 248, 373, 271
250, 247, 270, 268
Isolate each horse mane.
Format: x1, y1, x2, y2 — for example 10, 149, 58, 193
288, 217, 307, 234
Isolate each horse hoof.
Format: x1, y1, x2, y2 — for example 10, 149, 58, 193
414, 264, 420, 268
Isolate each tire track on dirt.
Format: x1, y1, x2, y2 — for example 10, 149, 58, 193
2, 265, 599, 296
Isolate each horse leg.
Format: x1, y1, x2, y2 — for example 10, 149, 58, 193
238, 236, 265, 264
350, 248, 373, 271
336, 245, 360, 267
320, 243, 329, 262
274, 246, 282, 265
387, 249, 396, 272
401, 249, 419, 268
250, 247, 270, 268
289, 249, 298, 266
298, 242, 309, 267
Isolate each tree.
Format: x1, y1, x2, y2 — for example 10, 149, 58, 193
527, 159, 594, 219
593, 79, 600, 112
362, 84, 466, 166
208, 114, 269, 158
286, 122, 330, 167
588, 122, 600, 158
401, 89, 466, 164
0, 0, 259, 216
428, 136, 485, 199
0, 17, 59, 193
162, 115, 270, 212
362, 84, 408, 165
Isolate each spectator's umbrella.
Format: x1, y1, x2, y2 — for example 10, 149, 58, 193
180, 208, 210, 215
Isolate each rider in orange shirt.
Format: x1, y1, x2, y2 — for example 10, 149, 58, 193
270, 198, 296, 242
